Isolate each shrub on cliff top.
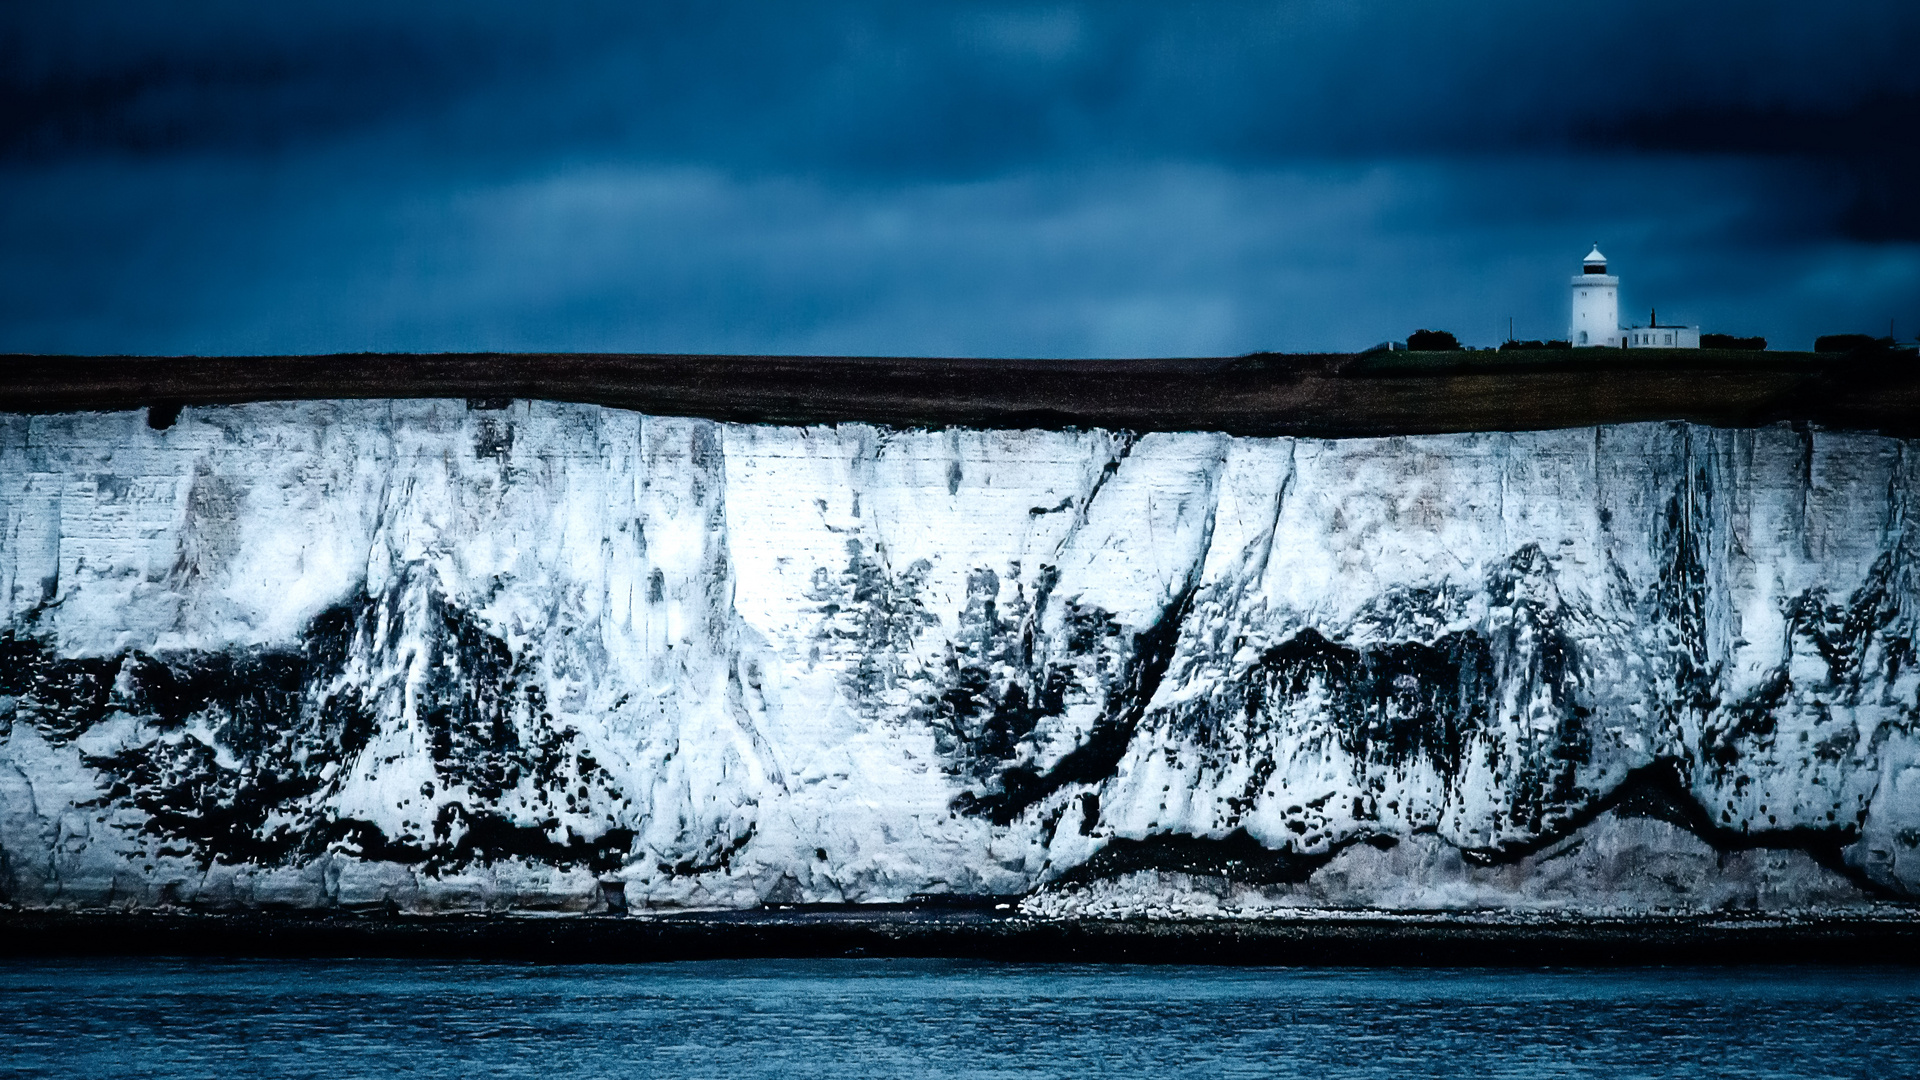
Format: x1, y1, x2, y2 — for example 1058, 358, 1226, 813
1407, 329, 1462, 351
1816, 334, 1881, 353
1702, 334, 1766, 350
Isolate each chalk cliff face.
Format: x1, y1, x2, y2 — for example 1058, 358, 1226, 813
3, 402, 1918, 914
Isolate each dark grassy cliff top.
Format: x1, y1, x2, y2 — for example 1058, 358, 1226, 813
4, 348, 1919, 437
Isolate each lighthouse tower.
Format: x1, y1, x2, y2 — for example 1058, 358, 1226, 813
1569, 244, 1620, 347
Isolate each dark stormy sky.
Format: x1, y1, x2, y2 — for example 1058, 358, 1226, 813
2, 2, 1916, 356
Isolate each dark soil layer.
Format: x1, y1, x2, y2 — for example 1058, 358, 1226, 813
5, 908, 1920, 965
5, 349, 1920, 436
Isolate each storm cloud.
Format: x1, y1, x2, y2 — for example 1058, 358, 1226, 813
2, 1, 1915, 355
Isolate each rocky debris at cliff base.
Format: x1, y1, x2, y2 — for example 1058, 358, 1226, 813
1019, 811, 1879, 919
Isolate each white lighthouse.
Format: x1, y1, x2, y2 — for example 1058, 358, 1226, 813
1569, 244, 1620, 347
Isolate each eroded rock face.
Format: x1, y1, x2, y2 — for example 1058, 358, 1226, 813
2, 402, 1917, 913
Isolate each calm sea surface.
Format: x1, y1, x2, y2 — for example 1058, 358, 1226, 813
3, 959, 1917, 1079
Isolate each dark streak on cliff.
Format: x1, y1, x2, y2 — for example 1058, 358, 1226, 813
958, 582, 1199, 827
0, 583, 640, 876
1469, 759, 1890, 896
1046, 759, 1889, 898
1063, 828, 1338, 886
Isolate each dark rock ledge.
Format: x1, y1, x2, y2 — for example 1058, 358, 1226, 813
6, 908, 1920, 966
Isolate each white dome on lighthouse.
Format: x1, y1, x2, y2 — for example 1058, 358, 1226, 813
1583, 244, 1607, 268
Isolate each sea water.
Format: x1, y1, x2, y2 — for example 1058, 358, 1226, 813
3, 959, 1916, 1079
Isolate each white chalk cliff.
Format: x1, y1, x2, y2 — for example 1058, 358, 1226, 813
3, 401, 1918, 914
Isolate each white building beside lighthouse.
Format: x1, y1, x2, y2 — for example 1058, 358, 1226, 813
1569, 244, 1620, 347
1624, 306, 1701, 349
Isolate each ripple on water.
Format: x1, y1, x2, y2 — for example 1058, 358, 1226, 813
2, 959, 1918, 1080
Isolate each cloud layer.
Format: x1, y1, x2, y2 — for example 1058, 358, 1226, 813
3, 2, 1916, 355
